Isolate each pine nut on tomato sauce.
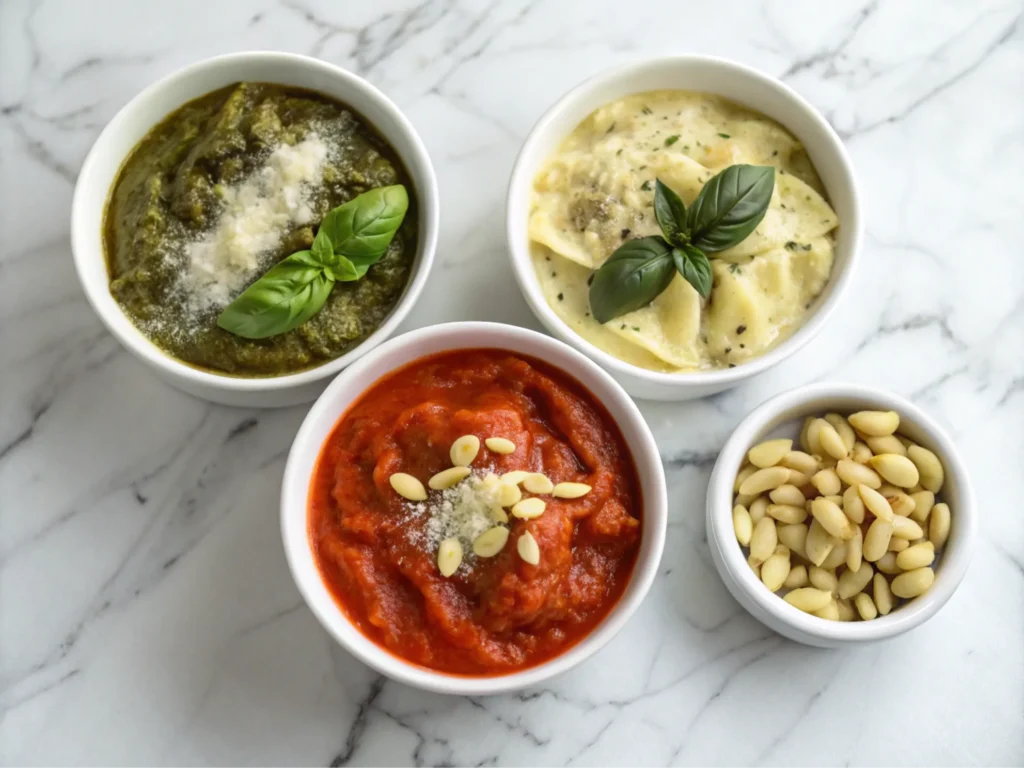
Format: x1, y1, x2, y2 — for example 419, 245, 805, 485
308, 349, 642, 675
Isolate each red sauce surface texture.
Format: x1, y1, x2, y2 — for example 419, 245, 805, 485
308, 349, 642, 675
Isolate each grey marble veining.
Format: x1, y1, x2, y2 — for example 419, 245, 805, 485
1, 0, 1023, 765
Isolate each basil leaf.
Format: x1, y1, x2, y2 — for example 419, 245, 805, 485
325, 255, 359, 282
318, 184, 409, 270
687, 165, 774, 252
310, 228, 334, 265
654, 179, 688, 245
216, 251, 335, 339
589, 236, 675, 323
672, 245, 713, 300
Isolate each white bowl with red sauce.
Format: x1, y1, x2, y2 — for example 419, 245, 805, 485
281, 321, 667, 694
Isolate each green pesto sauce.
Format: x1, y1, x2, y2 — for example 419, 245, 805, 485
104, 82, 417, 376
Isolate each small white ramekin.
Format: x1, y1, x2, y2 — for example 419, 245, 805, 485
506, 55, 862, 401
71, 52, 439, 408
706, 383, 976, 647
281, 322, 667, 694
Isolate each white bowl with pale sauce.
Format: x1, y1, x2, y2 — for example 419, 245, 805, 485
506, 56, 862, 401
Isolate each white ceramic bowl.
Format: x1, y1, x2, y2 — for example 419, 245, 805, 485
506, 56, 862, 401
281, 322, 667, 694
71, 52, 439, 408
706, 383, 976, 647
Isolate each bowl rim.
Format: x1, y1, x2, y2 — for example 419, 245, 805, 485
70, 50, 439, 393
505, 54, 863, 390
706, 381, 977, 643
280, 321, 668, 694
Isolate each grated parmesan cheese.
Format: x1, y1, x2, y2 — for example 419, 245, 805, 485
179, 134, 329, 310
404, 473, 507, 560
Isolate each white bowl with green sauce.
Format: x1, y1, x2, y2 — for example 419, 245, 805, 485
506, 56, 862, 401
72, 52, 438, 407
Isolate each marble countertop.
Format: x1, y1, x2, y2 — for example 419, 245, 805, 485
2, 0, 1022, 765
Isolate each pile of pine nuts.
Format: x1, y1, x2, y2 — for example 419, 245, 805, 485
731, 410, 951, 621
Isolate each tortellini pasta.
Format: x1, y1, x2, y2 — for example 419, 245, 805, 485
529, 90, 839, 372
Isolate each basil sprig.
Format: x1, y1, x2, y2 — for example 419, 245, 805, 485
217, 185, 408, 339
589, 165, 774, 324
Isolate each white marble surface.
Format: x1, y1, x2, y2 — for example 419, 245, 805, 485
2, 0, 1023, 764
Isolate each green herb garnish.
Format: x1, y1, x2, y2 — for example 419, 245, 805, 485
665, 135, 680, 146
718, 132, 731, 138
588, 165, 774, 323
217, 185, 409, 339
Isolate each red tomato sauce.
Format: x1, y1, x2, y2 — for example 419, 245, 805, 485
308, 349, 642, 675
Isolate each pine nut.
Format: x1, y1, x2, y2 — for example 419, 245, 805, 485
896, 541, 935, 570
907, 445, 944, 493
836, 459, 882, 489
866, 435, 907, 457
825, 413, 857, 451
909, 490, 935, 523
892, 516, 924, 540
780, 450, 818, 475
805, 518, 835, 567
450, 435, 481, 467
821, 542, 848, 570
817, 420, 848, 460
888, 491, 915, 517
847, 526, 863, 572
733, 505, 753, 546
888, 537, 909, 552
750, 517, 778, 563
863, 518, 894, 562
523, 473, 554, 494
836, 598, 856, 621
437, 538, 463, 576
472, 526, 509, 557
811, 468, 842, 496
517, 531, 540, 565
854, 592, 878, 620
873, 573, 894, 615
761, 552, 791, 591
859, 484, 894, 521
788, 470, 813, 487
734, 465, 756, 493
485, 437, 516, 455
809, 566, 839, 594
552, 482, 591, 499
869, 454, 920, 488
814, 600, 840, 620
770, 484, 806, 506
511, 498, 546, 519
875, 551, 901, 575
749, 496, 769, 524
849, 410, 899, 437
389, 472, 427, 501
501, 470, 529, 486
785, 564, 809, 588
811, 497, 853, 539
767, 504, 807, 524
799, 417, 815, 453
498, 481, 522, 507
739, 466, 791, 496
429, 466, 472, 490
748, 438, 793, 468
838, 562, 874, 599
891, 567, 935, 598
777, 523, 808, 557
843, 484, 865, 524
929, 503, 951, 549
784, 588, 833, 613
851, 441, 873, 463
